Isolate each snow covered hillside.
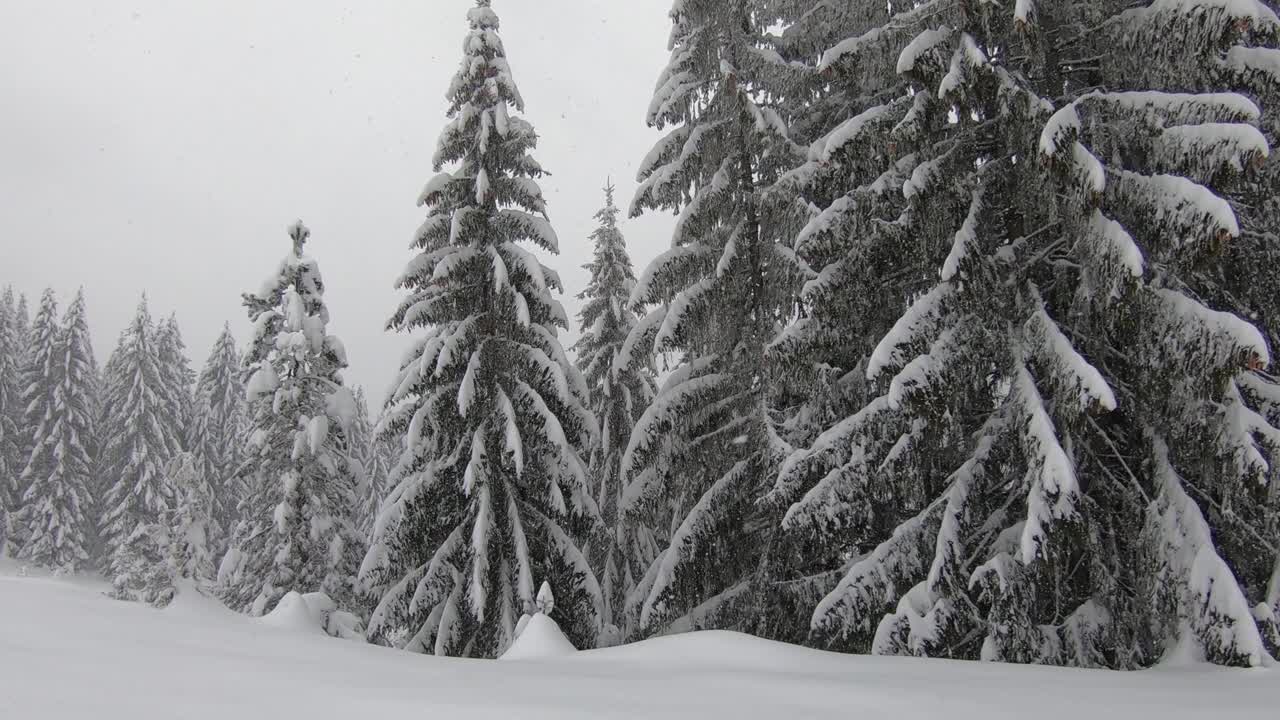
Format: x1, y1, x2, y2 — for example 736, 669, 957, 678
2, 562, 1276, 719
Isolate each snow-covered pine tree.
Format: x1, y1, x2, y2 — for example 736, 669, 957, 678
361, 1, 600, 658
778, 0, 1280, 668
0, 289, 23, 556
165, 452, 217, 586
349, 387, 382, 539
156, 314, 197, 452
109, 520, 175, 607
89, 336, 126, 562
191, 324, 245, 545
99, 297, 182, 582
755, 0, 954, 633
616, 0, 808, 639
573, 181, 658, 640
1208, 1, 1280, 660
220, 221, 363, 617
369, 410, 400, 528
12, 292, 31, 375
1045, 0, 1280, 668
16, 289, 97, 571
9, 290, 62, 558
8, 290, 34, 539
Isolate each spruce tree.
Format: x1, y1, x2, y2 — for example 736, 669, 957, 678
156, 314, 197, 452
361, 0, 600, 658
109, 520, 175, 607
16, 289, 97, 571
220, 221, 363, 616
774, 0, 1280, 668
617, 0, 807, 638
0, 289, 23, 555
749, 1, 939, 636
165, 452, 217, 586
89, 338, 126, 562
10, 290, 62, 556
99, 298, 182, 582
191, 325, 245, 543
12, 293, 31, 375
573, 181, 657, 639
349, 387, 383, 539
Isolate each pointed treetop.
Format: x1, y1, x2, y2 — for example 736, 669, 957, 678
535, 580, 555, 615
64, 288, 89, 325
289, 221, 310, 257
469, 0, 498, 29
32, 289, 59, 333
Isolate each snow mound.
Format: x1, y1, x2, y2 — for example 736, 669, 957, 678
256, 591, 364, 640
162, 581, 234, 620
500, 613, 577, 660
257, 591, 341, 635
590, 630, 841, 670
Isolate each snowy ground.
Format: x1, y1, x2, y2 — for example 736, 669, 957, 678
2, 561, 1276, 719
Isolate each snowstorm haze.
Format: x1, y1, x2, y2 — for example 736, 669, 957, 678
0, 0, 675, 399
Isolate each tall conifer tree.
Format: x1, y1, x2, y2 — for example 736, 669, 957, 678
573, 182, 657, 638
773, 0, 1280, 668
191, 325, 246, 542
11, 290, 63, 554
349, 387, 383, 539
361, 0, 600, 658
220, 222, 363, 616
99, 298, 182, 581
12, 293, 31, 376
16, 289, 97, 571
0, 289, 23, 555
618, 0, 807, 638
156, 315, 196, 452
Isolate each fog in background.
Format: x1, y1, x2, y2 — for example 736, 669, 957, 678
1, 0, 676, 401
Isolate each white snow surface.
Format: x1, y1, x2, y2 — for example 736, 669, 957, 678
499, 613, 577, 661
2, 560, 1278, 719
258, 590, 335, 635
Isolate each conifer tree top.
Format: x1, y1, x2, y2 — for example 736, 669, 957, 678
289, 220, 309, 257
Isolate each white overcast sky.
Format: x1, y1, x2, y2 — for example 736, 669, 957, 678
0, 0, 676, 400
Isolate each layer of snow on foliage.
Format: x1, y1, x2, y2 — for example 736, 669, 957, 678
897, 27, 952, 75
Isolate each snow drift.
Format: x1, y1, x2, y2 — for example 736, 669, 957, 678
2, 562, 1277, 720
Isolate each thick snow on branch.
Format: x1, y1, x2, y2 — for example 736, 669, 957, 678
1152, 288, 1269, 368
1025, 289, 1117, 413
622, 372, 727, 479
1015, 365, 1080, 564
640, 461, 751, 629
1145, 437, 1269, 666
812, 500, 947, 640
1153, 123, 1269, 177
897, 26, 952, 75
868, 283, 954, 380
1107, 170, 1239, 242
1221, 380, 1280, 479
888, 322, 967, 409
940, 188, 983, 282
1042, 91, 1261, 157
